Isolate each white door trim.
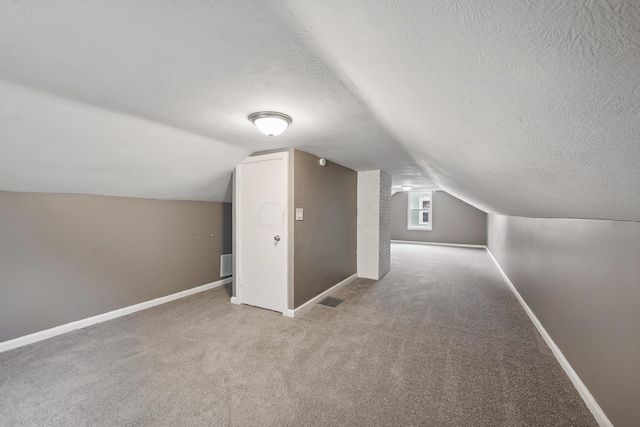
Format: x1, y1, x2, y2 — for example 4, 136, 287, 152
235, 151, 290, 314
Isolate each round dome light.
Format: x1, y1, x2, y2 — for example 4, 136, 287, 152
248, 111, 292, 137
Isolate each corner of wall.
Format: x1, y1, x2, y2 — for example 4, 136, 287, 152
357, 170, 392, 280
292, 150, 357, 307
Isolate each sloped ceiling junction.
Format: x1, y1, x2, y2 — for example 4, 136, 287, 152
1, 1, 639, 221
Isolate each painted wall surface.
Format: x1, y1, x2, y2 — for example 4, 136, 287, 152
487, 214, 640, 427
357, 170, 381, 279
0, 191, 232, 342
357, 169, 391, 280
391, 191, 487, 245
293, 150, 357, 308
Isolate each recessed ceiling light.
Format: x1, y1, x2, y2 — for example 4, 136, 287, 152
401, 185, 413, 191
248, 111, 292, 137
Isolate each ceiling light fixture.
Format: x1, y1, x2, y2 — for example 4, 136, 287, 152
248, 111, 292, 137
401, 185, 413, 191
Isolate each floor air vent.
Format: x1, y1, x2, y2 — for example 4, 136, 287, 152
319, 297, 345, 308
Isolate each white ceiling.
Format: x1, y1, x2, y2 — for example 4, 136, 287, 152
1, 1, 639, 220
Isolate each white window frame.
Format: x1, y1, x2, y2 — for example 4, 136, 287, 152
407, 190, 432, 231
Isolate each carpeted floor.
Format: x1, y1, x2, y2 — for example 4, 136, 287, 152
0, 243, 597, 426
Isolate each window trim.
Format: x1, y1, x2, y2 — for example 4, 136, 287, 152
407, 190, 433, 231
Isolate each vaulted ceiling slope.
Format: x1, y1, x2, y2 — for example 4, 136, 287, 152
0, 1, 429, 203
1, 1, 639, 221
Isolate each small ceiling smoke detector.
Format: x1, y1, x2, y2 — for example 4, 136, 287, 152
248, 111, 292, 137
319, 157, 327, 167
401, 185, 413, 191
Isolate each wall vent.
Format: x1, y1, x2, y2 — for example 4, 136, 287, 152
220, 254, 232, 277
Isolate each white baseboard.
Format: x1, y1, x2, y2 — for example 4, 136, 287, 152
285, 273, 358, 318
485, 249, 612, 427
391, 240, 486, 249
0, 277, 233, 354
230, 296, 240, 305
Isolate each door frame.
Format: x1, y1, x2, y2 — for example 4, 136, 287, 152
233, 151, 291, 315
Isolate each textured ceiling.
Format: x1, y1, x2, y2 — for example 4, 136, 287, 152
1, 1, 639, 220
285, 0, 640, 220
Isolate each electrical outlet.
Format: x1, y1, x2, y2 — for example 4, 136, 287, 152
296, 208, 304, 221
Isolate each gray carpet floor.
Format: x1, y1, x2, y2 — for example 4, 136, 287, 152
0, 243, 597, 426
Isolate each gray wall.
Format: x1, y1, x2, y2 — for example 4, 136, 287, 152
293, 150, 357, 308
391, 190, 487, 245
0, 191, 232, 343
487, 214, 640, 427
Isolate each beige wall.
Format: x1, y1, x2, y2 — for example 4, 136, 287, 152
391, 190, 487, 245
293, 150, 357, 308
0, 191, 231, 342
487, 214, 640, 427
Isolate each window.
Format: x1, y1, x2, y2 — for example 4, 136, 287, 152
407, 190, 432, 230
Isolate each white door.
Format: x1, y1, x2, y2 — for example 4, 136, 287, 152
236, 153, 288, 313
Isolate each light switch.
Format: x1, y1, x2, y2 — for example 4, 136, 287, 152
296, 208, 304, 221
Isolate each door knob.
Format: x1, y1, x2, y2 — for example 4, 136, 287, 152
274, 235, 281, 241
